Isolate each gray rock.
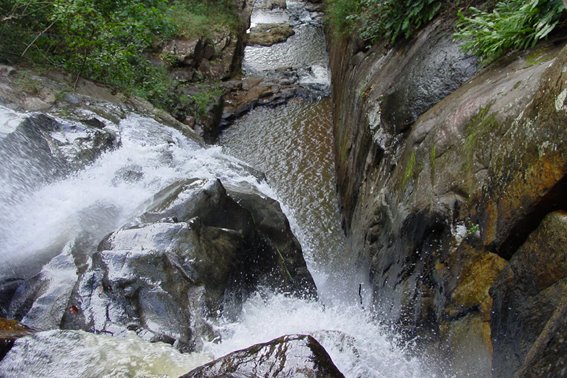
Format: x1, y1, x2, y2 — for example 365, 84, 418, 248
182, 334, 344, 377
491, 211, 567, 377
0, 113, 117, 203
163, 39, 204, 68
254, 0, 287, 10
60, 179, 316, 351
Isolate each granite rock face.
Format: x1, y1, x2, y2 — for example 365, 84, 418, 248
329, 13, 567, 376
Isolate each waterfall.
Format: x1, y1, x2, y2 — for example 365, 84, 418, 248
0, 1, 440, 376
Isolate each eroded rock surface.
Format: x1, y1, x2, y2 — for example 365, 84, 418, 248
329, 12, 567, 375
491, 211, 567, 376
182, 334, 344, 377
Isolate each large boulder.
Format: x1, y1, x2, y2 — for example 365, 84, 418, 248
182, 334, 344, 377
0, 112, 118, 203
491, 211, 567, 376
59, 179, 316, 351
329, 7, 567, 375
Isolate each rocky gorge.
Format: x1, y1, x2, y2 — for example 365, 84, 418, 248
329, 7, 567, 377
0, 0, 566, 377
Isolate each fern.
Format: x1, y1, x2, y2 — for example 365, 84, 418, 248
454, 0, 565, 64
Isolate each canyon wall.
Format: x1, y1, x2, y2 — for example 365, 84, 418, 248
329, 17, 567, 376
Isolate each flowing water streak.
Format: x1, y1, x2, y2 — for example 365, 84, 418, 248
215, 97, 432, 377
206, 1, 434, 375
0, 112, 275, 280
0, 107, 283, 375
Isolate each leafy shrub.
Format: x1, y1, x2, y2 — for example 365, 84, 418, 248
324, 0, 361, 35
0, 0, 242, 115
169, 0, 241, 39
1, 0, 176, 90
454, 0, 565, 63
325, 0, 443, 44
357, 0, 443, 44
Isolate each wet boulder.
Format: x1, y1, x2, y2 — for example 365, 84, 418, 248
182, 334, 344, 377
0, 112, 117, 202
6, 244, 78, 331
248, 23, 295, 46
491, 211, 567, 376
61, 179, 316, 351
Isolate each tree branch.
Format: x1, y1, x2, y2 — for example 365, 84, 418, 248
21, 20, 55, 57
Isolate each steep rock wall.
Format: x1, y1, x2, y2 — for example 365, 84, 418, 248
329, 17, 567, 376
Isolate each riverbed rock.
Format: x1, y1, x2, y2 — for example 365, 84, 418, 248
491, 211, 567, 376
329, 8, 567, 375
182, 334, 344, 377
0, 318, 31, 361
221, 75, 300, 127
249, 23, 295, 46
254, 0, 287, 10
60, 179, 316, 351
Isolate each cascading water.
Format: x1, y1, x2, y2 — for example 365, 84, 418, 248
0, 1, 439, 377
205, 1, 434, 377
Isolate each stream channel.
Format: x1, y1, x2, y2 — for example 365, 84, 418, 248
0, 1, 439, 376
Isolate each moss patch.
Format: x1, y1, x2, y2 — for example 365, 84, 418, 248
463, 104, 498, 186
402, 150, 417, 189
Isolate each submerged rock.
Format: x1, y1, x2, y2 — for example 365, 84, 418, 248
182, 334, 344, 377
0, 329, 211, 376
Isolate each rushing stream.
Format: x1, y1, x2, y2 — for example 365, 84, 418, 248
0, 1, 438, 377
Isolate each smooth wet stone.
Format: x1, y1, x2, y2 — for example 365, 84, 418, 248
59, 179, 316, 352
182, 334, 345, 377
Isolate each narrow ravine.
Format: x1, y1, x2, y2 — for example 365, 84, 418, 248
203, 1, 434, 376
0, 1, 440, 377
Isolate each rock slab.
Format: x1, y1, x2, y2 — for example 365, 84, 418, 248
182, 334, 345, 377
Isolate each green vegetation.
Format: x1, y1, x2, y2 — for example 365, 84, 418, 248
455, 0, 565, 64
189, 85, 223, 116
325, 0, 565, 63
357, 0, 443, 44
169, 0, 240, 39
325, 0, 443, 44
402, 150, 417, 188
325, 0, 361, 35
0, 0, 239, 113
